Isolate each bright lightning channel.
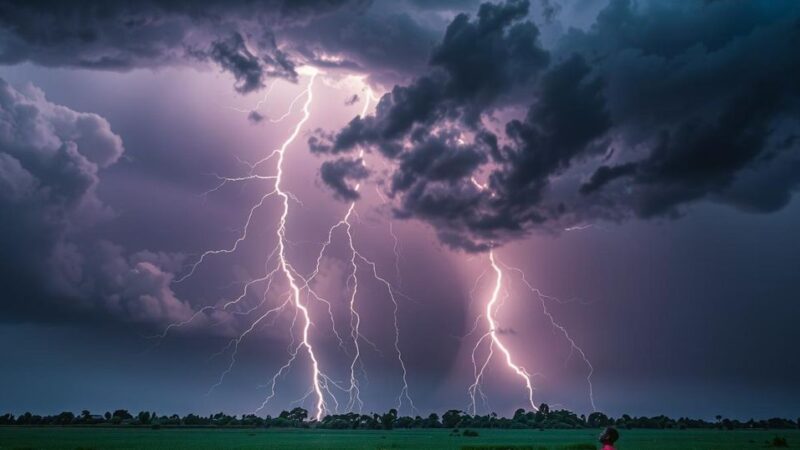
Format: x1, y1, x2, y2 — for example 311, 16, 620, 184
165, 73, 419, 420
268, 67, 327, 421
161, 69, 334, 420
468, 250, 597, 414
469, 251, 538, 414
163, 70, 596, 421
299, 85, 416, 414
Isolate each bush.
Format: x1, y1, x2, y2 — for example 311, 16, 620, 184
770, 436, 789, 447
462, 429, 480, 437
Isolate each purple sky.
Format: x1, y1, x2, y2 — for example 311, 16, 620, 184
1, 0, 799, 420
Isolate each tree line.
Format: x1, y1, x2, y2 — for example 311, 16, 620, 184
1, 404, 798, 431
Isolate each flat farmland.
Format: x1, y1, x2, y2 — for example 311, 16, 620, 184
1, 427, 798, 449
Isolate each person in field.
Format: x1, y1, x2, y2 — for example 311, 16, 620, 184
599, 426, 619, 450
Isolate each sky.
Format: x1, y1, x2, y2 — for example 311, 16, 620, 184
0, 0, 799, 420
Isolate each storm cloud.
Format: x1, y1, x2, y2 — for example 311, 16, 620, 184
311, 0, 800, 251
0, 0, 359, 92
0, 77, 192, 325
319, 156, 369, 201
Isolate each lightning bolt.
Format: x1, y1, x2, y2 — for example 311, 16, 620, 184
230, 80, 276, 114
501, 262, 597, 412
178, 72, 415, 419
295, 85, 416, 414
373, 186, 402, 287
467, 250, 597, 414
267, 68, 328, 421
161, 68, 335, 420
227, 80, 310, 125
564, 224, 593, 232
469, 251, 538, 414
160, 68, 597, 420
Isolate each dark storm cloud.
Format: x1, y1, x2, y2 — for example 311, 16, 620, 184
405, 0, 558, 22
312, 0, 800, 251
0, 0, 358, 92
207, 33, 273, 93
492, 53, 610, 206
285, 8, 440, 86
345, 94, 360, 106
0, 77, 192, 325
391, 131, 488, 192
319, 157, 369, 201
309, 0, 549, 156
404, 0, 482, 10
579, 162, 637, 195
200, 32, 297, 94
568, 0, 800, 219
247, 111, 265, 124
428, 0, 549, 123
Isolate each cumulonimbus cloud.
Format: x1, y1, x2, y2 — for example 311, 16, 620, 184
0, 77, 193, 325
310, 0, 800, 251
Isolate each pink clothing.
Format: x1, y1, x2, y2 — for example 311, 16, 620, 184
602, 446, 616, 450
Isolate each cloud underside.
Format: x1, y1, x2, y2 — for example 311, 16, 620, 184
0, 0, 366, 92
311, 0, 800, 251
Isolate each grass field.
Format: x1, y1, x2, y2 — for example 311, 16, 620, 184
0, 427, 797, 450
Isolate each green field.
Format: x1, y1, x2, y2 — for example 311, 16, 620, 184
0, 427, 797, 450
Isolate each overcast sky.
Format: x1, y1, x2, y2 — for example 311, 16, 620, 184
0, 0, 798, 420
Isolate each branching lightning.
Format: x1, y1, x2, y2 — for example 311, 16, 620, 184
501, 262, 597, 412
467, 250, 597, 414
159, 65, 596, 420
160, 69, 332, 420
160, 72, 419, 420
469, 251, 538, 415
263, 68, 327, 420
293, 85, 416, 414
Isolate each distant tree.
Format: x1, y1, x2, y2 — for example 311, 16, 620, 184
381, 408, 397, 430
54, 411, 75, 425
137, 411, 152, 425
109, 410, 131, 425
425, 413, 440, 428
183, 413, 207, 426
8, 406, 800, 431
587, 412, 610, 427
112, 410, 132, 420
442, 410, 463, 428
17, 412, 40, 425
212, 412, 235, 425
395, 415, 414, 428
288, 407, 308, 423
